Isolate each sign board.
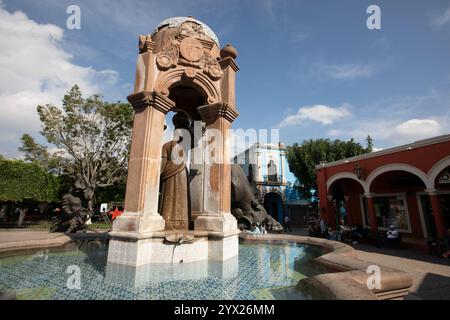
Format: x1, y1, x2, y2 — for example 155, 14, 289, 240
100, 203, 108, 213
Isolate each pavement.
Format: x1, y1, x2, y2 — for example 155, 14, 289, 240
351, 243, 450, 300
1, 228, 450, 299
275, 227, 450, 299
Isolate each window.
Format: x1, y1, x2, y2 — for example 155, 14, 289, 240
374, 195, 410, 230
267, 160, 277, 182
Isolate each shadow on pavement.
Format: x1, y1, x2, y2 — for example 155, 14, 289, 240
352, 243, 450, 267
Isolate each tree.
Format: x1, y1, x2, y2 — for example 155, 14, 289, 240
22, 85, 133, 214
0, 159, 59, 227
286, 138, 372, 197
18, 134, 65, 174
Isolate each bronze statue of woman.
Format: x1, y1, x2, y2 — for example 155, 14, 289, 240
159, 112, 190, 230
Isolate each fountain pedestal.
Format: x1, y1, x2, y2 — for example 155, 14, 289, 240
107, 230, 239, 266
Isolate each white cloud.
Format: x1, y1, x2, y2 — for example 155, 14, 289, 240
315, 63, 377, 80
431, 7, 450, 27
277, 104, 351, 127
394, 119, 442, 140
328, 118, 445, 146
372, 147, 383, 152
0, 6, 120, 158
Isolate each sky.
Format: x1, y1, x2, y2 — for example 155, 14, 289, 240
0, 0, 450, 158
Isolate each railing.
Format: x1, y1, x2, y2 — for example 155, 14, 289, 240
256, 175, 285, 185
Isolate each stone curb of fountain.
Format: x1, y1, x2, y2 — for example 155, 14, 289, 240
0, 231, 111, 253
109, 229, 241, 241
239, 233, 413, 300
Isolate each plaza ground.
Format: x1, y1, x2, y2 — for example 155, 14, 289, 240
1, 228, 449, 300
288, 227, 450, 299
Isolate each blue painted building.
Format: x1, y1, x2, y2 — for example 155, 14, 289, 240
233, 142, 308, 225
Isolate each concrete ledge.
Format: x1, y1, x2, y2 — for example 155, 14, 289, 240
0, 231, 111, 253
239, 233, 413, 300
109, 229, 241, 241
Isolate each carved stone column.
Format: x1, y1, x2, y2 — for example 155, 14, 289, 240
195, 102, 239, 234
112, 91, 175, 235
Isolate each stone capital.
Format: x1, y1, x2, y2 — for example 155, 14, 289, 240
127, 91, 175, 114
363, 193, 376, 198
138, 34, 155, 53
425, 189, 438, 195
219, 57, 239, 72
198, 102, 239, 124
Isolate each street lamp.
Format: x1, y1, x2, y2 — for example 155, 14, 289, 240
355, 164, 364, 180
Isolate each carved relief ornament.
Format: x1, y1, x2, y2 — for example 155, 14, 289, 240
153, 24, 223, 81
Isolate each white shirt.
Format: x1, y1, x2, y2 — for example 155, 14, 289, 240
387, 229, 399, 239
320, 219, 326, 232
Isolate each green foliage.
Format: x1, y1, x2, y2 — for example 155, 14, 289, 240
0, 159, 59, 204
18, 134, 64, 174
94, 182, 126, 205
286, 138, 372, 196
365, 135, 374, 153
19, 85, 133, 211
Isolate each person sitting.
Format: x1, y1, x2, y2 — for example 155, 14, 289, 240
350, 225, 363, 244
245, 222, 261, 235
328, 227, 337, 241
340, 225, 352, 243
384, 225, 400, 248
308, 223, 315, 236
427, 236, 440, 256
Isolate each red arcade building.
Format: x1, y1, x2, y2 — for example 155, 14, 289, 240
316, 135, 450, 247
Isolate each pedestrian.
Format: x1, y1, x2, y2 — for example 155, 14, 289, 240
284, 215, 292, 232
260, 223, 267, 234
319, 217, 327, 238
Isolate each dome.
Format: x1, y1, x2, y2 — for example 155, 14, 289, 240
153, 16, 220, 48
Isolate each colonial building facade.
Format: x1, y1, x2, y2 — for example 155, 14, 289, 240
233, 143, 305, 225
316, 135, 450, 244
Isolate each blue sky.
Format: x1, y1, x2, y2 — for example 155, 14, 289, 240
1, 0, 450, 158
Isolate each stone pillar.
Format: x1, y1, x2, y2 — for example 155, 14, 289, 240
112, 91, 175, 235
317, 168, 335, 228
256, 151, 261, 182
428, 191, 446, 238
365, 193, 378, 234
195, 103, 239, 234
280, 151, 285, 184
189, 121, 205, 223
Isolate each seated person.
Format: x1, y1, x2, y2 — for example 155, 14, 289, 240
308, 223, 315, 236
340, 225, 352, 243
245, 222, 261, 235
427, 236, 440, 255
350, 225, 363, 244
328, 227, 337, 241
384, 225, 400, 248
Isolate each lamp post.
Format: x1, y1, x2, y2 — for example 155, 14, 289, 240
355, 164, 364, 180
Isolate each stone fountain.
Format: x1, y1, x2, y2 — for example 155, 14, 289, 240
106, 17, 240, 273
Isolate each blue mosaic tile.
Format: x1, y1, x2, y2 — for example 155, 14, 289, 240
0, 240, 324, 300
